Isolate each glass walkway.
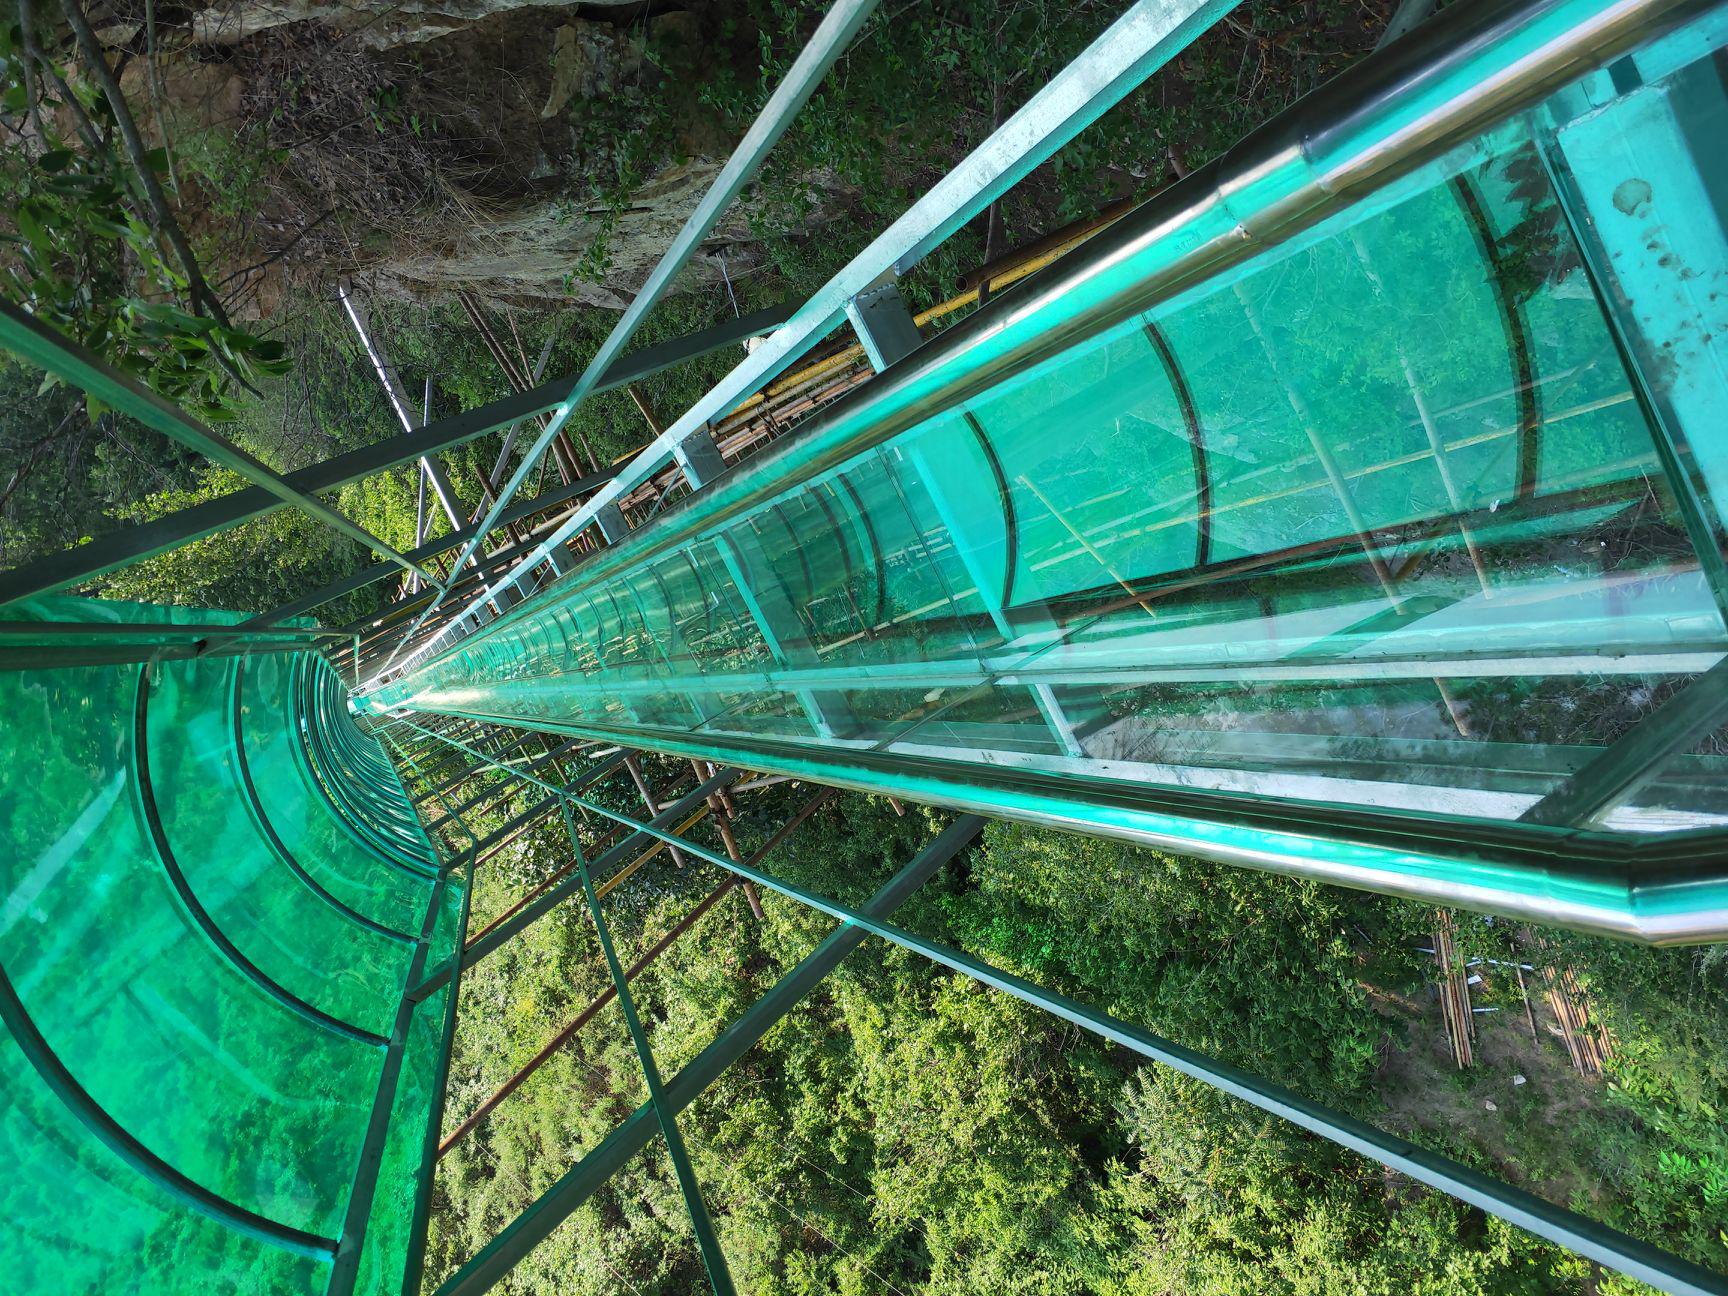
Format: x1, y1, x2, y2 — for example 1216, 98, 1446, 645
4, 0, 1728, 1292
363, 0, 1728, 943
0, 600, 461, 1295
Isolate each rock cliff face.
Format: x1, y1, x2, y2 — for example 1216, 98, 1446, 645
191, 0, 646, 51
378, 157, 747, 309
155, 0, 841, 309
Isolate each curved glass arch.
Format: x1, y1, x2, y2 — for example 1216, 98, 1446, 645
145, 657, 413, 1033
0, 612, 464, 1295
133, 665, 388, 1046
3, 660, 380, 1236
373, 26, 1728, 936
0, 1026, 332, 1295
294, 658, 437, 877
241, 654, 432, 935
232, 670, 417, 945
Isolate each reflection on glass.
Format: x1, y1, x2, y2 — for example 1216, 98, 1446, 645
383, 22, 1728, 850
0, 620, 457, 1293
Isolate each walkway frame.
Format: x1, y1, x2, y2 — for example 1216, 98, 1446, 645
7, 0, 1728, 1292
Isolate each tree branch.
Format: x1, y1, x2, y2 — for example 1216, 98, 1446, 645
16, 0, 46, 141
57, 0, 257, 401
213, 208, 335, 291
0, 410, 79, 515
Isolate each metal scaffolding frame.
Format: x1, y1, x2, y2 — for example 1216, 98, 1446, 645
347, 0, 1728, 945
375, 714, 1727, 1296
372, 0, 1243, 681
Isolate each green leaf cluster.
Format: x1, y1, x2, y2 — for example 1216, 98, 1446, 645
0, 26, 286, 424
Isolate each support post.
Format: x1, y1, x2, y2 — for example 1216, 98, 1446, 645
563, 804, 736, 1296
432, 816, 983, 1296
843, 277, 922, 369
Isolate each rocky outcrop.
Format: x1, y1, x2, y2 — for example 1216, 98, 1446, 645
376, 158, 763, 309
158, 0, 849, 308
190, 0, 647, 50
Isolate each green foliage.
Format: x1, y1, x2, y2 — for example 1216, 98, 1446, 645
1106, 1071, 1592, 1296
167, 121, 290, 223
0, 352, 200, 566
549, 18, 706, 288
98, 465, 375, 618
944, 820, 1427, 1106
1551, 936, 1728, 1270
419, 784, 1721, 1296
0, 26, 287, 423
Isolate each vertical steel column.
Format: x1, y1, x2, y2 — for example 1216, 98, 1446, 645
562, 804, 737, 1296
338, 280, 471, 544
842, 278, 923, 370
432, 816, 985, 1296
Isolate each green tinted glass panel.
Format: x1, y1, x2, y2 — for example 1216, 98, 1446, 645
0, 1032, 330, 1296
4, 658, 377, 1234
300, 661, 437, 870
367, 15, 1728, 937
243, 652, 432, 935
1, 596, 457, 1295
146, 655, 413, 1035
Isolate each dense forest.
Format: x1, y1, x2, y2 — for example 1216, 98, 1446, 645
398, 750, 1728, 1295
4, 0, 1727, 1292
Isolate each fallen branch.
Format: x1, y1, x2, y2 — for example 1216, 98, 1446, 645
213, 208, 336, 290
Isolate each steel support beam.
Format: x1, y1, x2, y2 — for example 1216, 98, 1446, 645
389, 0, 1242, 678
400, 854, 476, 1296
412, 777, 736, 1002
432, 815, 984, 1296
414, 731, 541, 804
405, 726, 734, 1000
438, 787, 832, 1156
380, 0, 884, 676
425, 739, 589, 832
0, 301, 438, 591
331, 514, 603, 651
338, 280, 469, 539
470, 794, 564, 862
438, 876, 739, 1155
413, 770, 736, 999
326, 850, 472, 1296
0, 303, 791, 609
0, 620, 341, 640
565, 805, 736, 1296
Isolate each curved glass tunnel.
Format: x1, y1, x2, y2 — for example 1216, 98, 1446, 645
4, 0, 1728, 1292
0, 597, 461, 1296
365, 6, 1728, 943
